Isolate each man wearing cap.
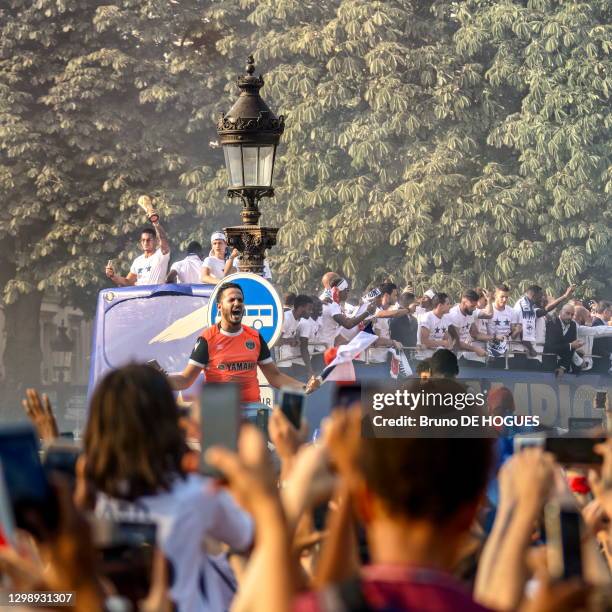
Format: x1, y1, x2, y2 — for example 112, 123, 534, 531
166, 241, 203, 284
201, 232, 229, 284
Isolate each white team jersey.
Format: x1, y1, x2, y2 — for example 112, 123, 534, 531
277, 310, 311, 367
201, 256, 226, 280
486, 305, 519, 339
319, 302, 342, 348
417, 310, 450, 359
130, 248, 170, 285
170, 254, 204, 284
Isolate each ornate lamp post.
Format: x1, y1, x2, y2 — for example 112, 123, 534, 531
216, 55, 284, 275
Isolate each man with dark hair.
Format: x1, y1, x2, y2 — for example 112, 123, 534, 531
283, 292, 296, 312
417, 292, 451, 360
165, 241, 203, 284
106, 218, 171, 286
429, 348, 460, 379
390, 292, 418, 356
592, 300, 612, 372
514, 284, 575, 361
368, 282, 404, 365
277, 294, 315, 378
169, 283, 319, 402
295, 379, 494, 612
446, 289, 492, 361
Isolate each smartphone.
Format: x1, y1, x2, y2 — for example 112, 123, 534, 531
333, 383, 362, 409
93, 518, 157, 607
92, 518, 157, 548
0, 424, 59, 536
545, 436, 605, 464
545, 502, 583, 579
513, 433, 545, 454
146, 359, 163, 372
43, 439, 81, 480
279, 387, 304, 429
567, 418, 603, 432
200, 383, 241, 478
0, 462, 16, 547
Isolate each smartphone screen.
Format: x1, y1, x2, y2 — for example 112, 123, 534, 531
200, 383, 241, 478
545, 436, 605, 464
0, 424, 59, 535
279, 388, 304, 429
333, 383, 362, 410
0, 462, 16, 547
545, 503, 583, 580
560, 510, 582, 579
43, 441, 80, 480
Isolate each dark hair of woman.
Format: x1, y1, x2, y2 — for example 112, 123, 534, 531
84, 364, 187, 501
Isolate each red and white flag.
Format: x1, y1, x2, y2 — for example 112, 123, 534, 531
319, 332, 378, 383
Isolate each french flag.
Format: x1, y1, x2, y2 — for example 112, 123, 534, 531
318, 332, 379, 382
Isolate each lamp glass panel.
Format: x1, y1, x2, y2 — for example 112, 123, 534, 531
258, 146, 275, 186
223, 146, 243, 188
242, 146, 258, 186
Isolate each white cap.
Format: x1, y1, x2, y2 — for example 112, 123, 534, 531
211, 231, 226, 244
424, 289, 436, 299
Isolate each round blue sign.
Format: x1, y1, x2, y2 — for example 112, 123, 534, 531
205, 272, 284, 347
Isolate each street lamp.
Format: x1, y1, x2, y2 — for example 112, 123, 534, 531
217, 55, 285, 275
50, 321, 72, 384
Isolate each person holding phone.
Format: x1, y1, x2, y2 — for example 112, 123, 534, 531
83, 365, 253, 612
169, 282, 320, 405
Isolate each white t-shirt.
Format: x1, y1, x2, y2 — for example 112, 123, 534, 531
319, 302, 342, 348
278, 310, 311, 367
201, 256, 226, 281
308, 316, 324, 354
130, 248, 170, 285
170, 255, 204, 284
95, 473, 253, 612
233, 257, 272, 280
369, 308, 392, 363
417, 311, 450, 359
446, 305, 477, 344
486, 305, 520, 339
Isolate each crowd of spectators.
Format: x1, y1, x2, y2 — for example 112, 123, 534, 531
2, 368, 611, 611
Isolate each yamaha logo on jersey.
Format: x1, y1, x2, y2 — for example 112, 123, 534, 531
245, 340, 256, 350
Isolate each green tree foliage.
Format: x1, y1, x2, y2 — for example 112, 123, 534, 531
0, 0, 237, 388
224, 0, 610, 297
0, 0, 609, 389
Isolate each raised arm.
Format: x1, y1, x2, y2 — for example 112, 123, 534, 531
167, 363, 200, 390
152, 220, 170, 255
544, 284, 575, 313
333, 303, 376, 330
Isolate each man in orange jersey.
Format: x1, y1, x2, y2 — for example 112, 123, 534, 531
169, 282, 320, 403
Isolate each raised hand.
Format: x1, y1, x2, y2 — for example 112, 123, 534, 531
22, 388, 59, 442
